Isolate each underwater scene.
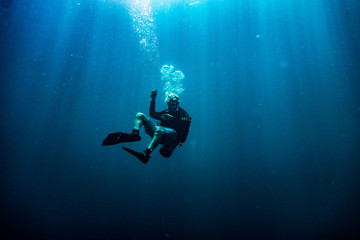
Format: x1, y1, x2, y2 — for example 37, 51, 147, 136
1, 0, 360, 239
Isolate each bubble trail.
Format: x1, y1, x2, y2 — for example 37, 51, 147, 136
160, 65, 185, 100
126, 0, 158, 62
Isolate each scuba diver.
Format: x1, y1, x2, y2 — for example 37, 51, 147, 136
102, 90, 191, 164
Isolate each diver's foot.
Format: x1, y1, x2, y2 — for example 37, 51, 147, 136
122, 147, 150, 164
102, 132, 141, 146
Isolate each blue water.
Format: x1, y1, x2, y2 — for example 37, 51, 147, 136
1, 1, 360, 239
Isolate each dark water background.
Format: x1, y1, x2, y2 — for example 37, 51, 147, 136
1, 0, 360, 239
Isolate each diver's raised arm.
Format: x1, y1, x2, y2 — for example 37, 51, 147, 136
149, 90, 162, 119
150, 89, 157, 101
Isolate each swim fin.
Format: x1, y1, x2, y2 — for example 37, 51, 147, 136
102, 132, 141, 146
122, 146, 150, 164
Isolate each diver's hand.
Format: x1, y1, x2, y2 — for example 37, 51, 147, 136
161, 114, 174, 120
151, 90, 157, 100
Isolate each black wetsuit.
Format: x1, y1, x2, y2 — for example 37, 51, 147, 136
149, 100, 191, 143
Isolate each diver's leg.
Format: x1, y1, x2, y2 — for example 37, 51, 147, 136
134, 112, 157, 137
147, 128, 164, 151
120, 127, 166, 162
134, 112, 152, 131
159, 128, 178, 158
138, 127, 164, 158
133, 112, 145, 131
120, 127, 163, 163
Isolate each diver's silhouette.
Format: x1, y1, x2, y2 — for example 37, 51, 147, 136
103, 90, 191, 164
